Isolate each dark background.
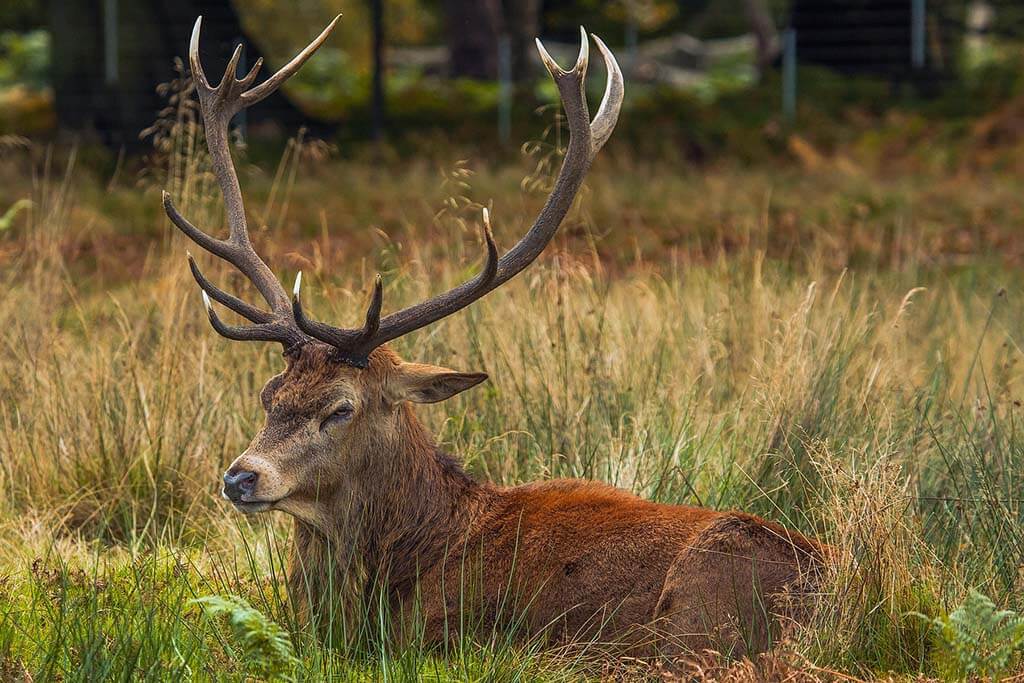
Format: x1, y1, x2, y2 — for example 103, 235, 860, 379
4, 1, 1022, 160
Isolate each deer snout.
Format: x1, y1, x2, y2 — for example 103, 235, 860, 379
223, 468, 259, 503
220, 452, 293, 511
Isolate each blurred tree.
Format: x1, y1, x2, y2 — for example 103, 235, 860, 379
237, 0, 435, 123
743, 0, 779, 74
444, 0, 503, 79
0, 0, 44, 32
506, 0, 542, 81
48, 0, 323, 148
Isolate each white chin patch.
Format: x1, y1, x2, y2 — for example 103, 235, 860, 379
234, 501, 274, 514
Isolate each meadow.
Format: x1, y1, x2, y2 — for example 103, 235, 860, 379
1, 120, 1024, 680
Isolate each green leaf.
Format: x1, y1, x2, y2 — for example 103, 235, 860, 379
192, 595, 299, 683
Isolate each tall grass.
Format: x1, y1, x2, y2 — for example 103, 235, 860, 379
1, 120, 1024, 679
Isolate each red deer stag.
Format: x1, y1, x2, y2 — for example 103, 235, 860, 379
163, 16, 823, 659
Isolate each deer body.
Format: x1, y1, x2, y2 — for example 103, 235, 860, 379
165, 17, 823, 660
267, 346, 822, 657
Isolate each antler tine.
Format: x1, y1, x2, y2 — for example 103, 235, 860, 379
479, 207, 499, 283
200, 292, 306, 347
188, 17, 211, 92
244, 15, 342, 107
361, 274, 385, 338
238, 57, 265, 90
188, 15, 341, 112
292, 29, 622, 365
589, 34, 624, 155
291, 273, 386, 367
188, 254, 273, 324
165, 16, 340, 350
171, 17, 622, 363
294, 207, 500, 364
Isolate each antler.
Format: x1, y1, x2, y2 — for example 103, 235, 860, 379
163, 15, 340, 350
294, 28, 624, 367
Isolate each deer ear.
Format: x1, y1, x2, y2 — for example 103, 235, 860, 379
389, 363, 488, 404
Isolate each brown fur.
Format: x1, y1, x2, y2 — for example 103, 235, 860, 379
224, 343, 824, 659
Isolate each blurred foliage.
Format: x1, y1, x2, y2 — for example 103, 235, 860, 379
8, 0, 1024, 169
0, 29, 48, 90
234, 0, 439, 119
236, 0, 438, 69
306, 45, 1024, 170
590, 0, 680, 32
0, 28, 51, 135
545, 0, 790, 40
286, 46, 361, 119
546, 0, 684, 39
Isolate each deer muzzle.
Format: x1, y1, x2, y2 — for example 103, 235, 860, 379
222, 468, 259, 503
221, 450, 294, 513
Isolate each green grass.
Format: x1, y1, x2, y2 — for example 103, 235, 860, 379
2, 125, 1024, 680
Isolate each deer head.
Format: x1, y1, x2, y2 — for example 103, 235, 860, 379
163, 16, 623, 529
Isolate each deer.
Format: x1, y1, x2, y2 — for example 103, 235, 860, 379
163, 15, 824, 660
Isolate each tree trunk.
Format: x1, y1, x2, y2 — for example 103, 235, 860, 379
444, 0, 503, 79
743, 0, 779, 76
49, 0, 317, 149
504, 0, 541, 82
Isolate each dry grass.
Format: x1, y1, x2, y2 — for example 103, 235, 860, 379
1, 126, 1023, 680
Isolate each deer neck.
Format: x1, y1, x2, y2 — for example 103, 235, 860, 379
364, 403, 484, 595
293, 403, 484, 605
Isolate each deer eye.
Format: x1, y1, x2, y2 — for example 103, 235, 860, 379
320, 404, 354, 431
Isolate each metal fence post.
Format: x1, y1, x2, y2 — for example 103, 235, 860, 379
782, 28, 796, 122
912, 0, 927, 69
498, 34, 512, 144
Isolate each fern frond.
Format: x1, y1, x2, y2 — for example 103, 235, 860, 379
192, 594, 299, 683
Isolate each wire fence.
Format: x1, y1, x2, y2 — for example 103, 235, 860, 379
8, 1, 1024, 144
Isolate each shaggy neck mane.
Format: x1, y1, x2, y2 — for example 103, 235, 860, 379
288, 397, 486, 623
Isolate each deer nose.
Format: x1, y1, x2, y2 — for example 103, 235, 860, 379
223, 469, 259, 502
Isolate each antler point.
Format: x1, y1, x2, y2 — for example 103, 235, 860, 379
189, 16, 210, 90
535, 37, 564, 78
575, 26, 590, 74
